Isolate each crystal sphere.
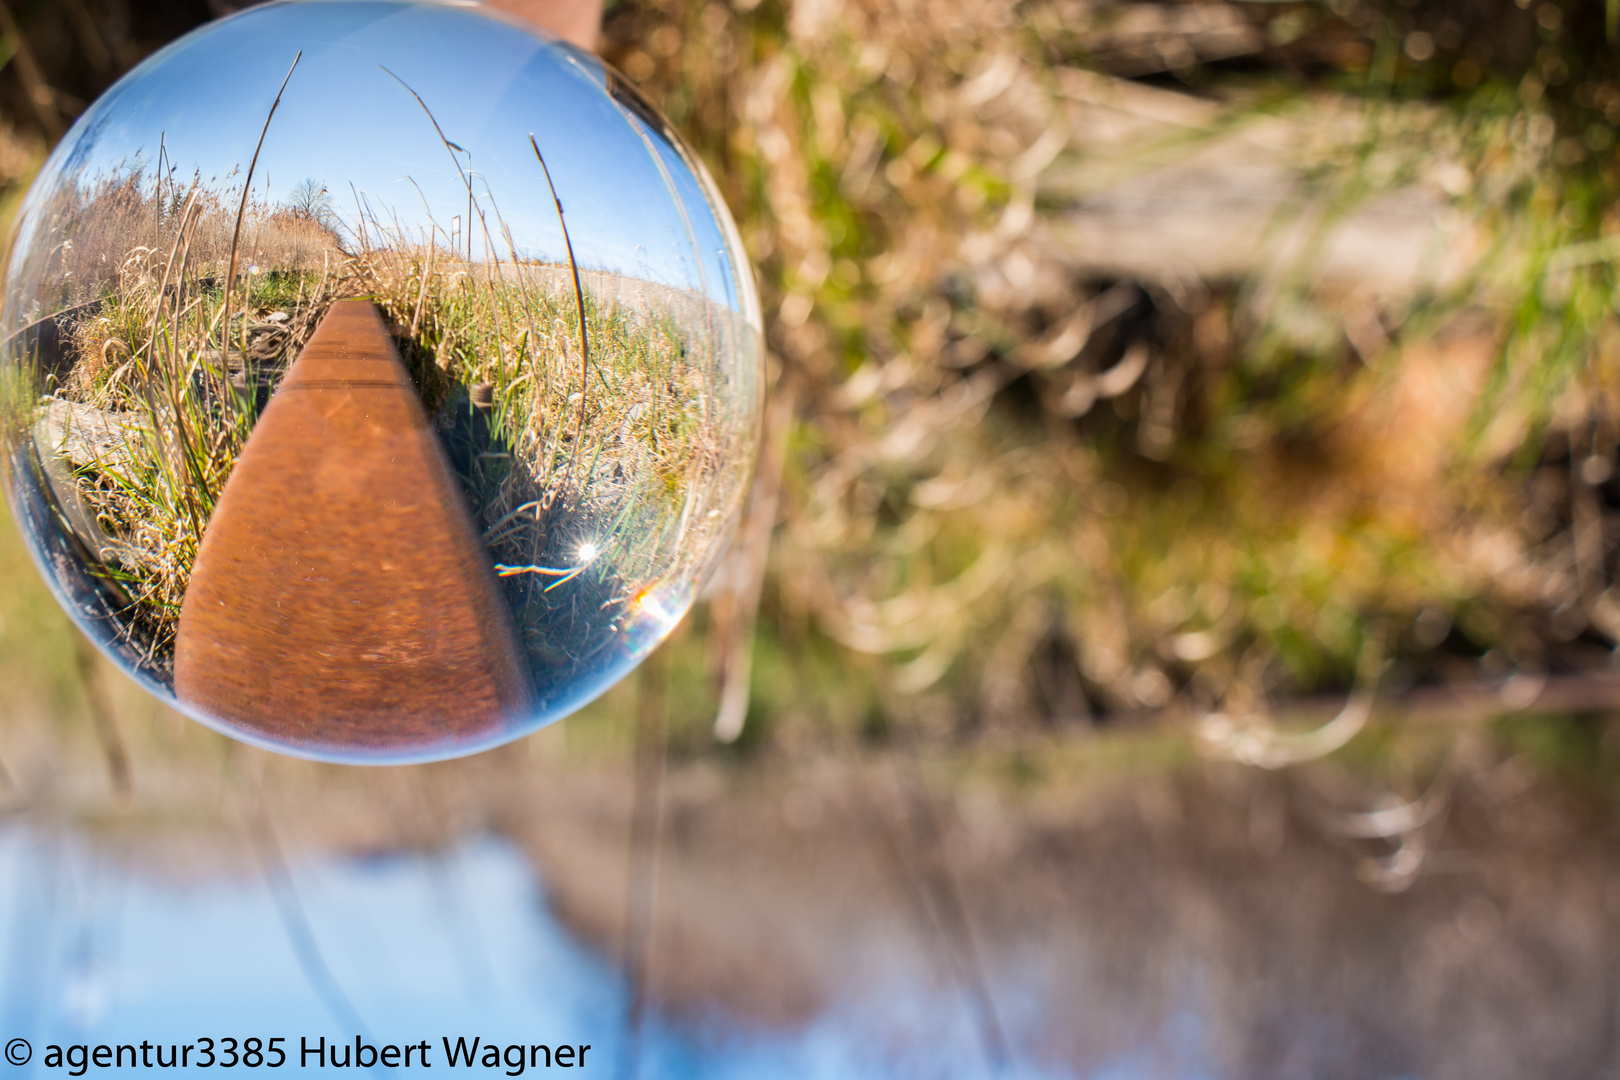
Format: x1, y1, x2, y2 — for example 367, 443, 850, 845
0, 1, 763, 762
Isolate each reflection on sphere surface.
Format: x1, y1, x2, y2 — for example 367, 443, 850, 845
0, 1, 764, 762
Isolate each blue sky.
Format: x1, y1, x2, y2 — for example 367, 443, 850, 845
31, 0, 746, 314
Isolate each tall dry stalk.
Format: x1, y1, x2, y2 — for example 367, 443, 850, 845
221, 50, 301, 412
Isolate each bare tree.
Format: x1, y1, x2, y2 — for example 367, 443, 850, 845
286, 177, 336, 231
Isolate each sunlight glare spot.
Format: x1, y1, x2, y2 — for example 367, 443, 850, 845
637, 590, 676, 628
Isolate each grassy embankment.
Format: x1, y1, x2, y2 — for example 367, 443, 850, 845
15, 169, 742, 676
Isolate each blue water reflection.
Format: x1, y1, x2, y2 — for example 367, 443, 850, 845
0, 831, 1087, 1079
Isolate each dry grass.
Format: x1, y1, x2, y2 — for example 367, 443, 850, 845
19, 168, 333, 314
27, 176, 343, 663
354, 234, 755, 678
22, 166, 753, 679
9, 0, 1620, 752
588, 0, 1620, 752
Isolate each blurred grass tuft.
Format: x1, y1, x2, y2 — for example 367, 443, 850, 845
599, 0, 1620, 749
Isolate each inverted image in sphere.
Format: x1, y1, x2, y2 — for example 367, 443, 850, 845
0, 0, 764, 763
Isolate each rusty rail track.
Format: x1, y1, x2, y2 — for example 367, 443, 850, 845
175, 299, 533, 754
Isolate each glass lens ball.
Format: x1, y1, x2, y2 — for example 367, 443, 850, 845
0, 0, 764, 762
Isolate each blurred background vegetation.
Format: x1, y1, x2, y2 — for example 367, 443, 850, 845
10, 0, 1620, 1074
10, 0, 1620, 767
610, 0, 1620, 752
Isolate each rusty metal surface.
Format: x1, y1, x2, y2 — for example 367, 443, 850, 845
174, 299, 533, 755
